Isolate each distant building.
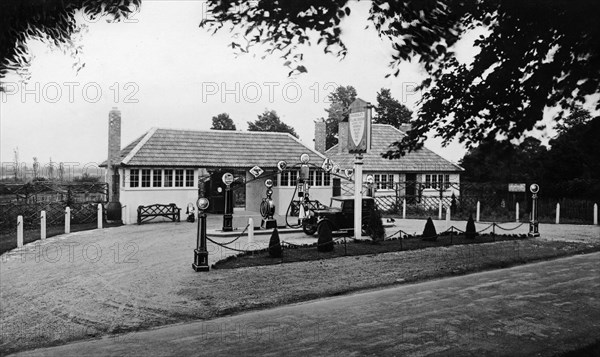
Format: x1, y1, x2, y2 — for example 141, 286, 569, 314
315, 119, 463, 209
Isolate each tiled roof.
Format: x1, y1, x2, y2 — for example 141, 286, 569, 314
103, 128, 325, 168
325, 124, 463, 172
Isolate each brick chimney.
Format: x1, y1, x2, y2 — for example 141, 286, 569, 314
338, 120, 348, 153
107, 107, 121, 202
314, 119, 326, 153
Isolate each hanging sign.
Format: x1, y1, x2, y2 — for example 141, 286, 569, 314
249, 166, 264, 178
348, 98, 371, 153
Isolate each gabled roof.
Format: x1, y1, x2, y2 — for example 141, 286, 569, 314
325, 124, 463, 172
102, 128, 325, 168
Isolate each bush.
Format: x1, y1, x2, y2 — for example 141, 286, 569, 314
317, 222, 334, 252
268, 227, 282, 258
465, 214, 477, 239
422, 217, 437, 241
369, 208, 386, 244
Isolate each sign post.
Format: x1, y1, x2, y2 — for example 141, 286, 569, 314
528, 183, 540, 237
348, 98, 372, 240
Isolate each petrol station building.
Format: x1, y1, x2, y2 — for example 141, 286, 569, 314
101, 109, 332, 224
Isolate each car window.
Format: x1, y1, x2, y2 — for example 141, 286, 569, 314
330, 199, 343, 209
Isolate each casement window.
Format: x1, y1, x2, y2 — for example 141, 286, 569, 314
425, 174, 451, 189
373, 173, 394, 189
175, 169, 184, 187
141, 169, 151, 187
152, 170, 162, 187
280, 170, 289, 186
185, 170, 194, 187
164, 169, 173, 187
130, 169, 139, 187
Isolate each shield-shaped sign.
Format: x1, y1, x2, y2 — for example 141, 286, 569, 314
249, 166, 264, 178
347, 98, 371, 153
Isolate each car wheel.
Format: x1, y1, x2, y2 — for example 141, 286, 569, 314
303, 221, 318, 235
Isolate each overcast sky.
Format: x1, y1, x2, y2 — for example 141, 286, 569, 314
1, 1, 479, 171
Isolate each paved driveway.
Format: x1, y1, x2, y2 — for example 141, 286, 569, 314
11, 252, 600, 357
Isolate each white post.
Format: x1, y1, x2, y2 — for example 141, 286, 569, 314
248, 218, 254, 244
41, 211, 46, 240
354, 154, 363, 239
97, 204, 103, 229
123, 205, 129, 225
402, 198, 406, 220
17, 215, 23, 248
555, 203, 560, 224
65, 207, 71, 234
515, 202, 520, 222
476, 201, 481, 222
438, 200, 443, 220
445, 206, 450, 229
594, 203, 598, 225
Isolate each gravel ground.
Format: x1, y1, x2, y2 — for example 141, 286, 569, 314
1, 217, 598, 355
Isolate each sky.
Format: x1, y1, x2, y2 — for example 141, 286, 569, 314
1, 0, 476, 174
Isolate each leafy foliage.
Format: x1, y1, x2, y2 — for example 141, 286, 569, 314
201, 0, 600, 156
324, 85, 356, 149
247, 109, 298, 138
0, 0, 140, 84
317, 222, 334, 252
268, 227, 282, 258
374, 88, 412, 129
211, 113, 236, 130
422, 217, 437, 241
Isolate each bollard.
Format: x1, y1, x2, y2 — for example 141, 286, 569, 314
402, 199, 406, 220
248, 217, 254, 244
476, 201, 481, 222
123, 205, 129, 225
515, 202, 520, 222
41, 211, 46, 240
445, 206, 450, 229
555, 203, 560, 224
594, 203, 598, 225
438, 200, 443, 220
65, 207, 71, 234
17, 215, 23, 248
98, 204, 103, 229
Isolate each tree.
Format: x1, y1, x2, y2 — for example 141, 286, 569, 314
247, 109, 298, 138
324, 85, 356, 149
0, 0, 139, 84
374, 88, 412, 129
422, 217, 438, 241
201, 1, 600, 157
368, 207, 386, 244
32, 157, 39, 180
317, 222, 334, 252
210, 113, 236, 130
268, 227, 282, 258
465, 215, 477, 239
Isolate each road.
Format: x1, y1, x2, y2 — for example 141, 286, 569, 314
12, 251, 600, 357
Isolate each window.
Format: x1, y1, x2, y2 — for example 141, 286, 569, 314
373, 173, 394, 189
153, 170, 162, 187
444, 174, 450, 189
164, 169, 173, 187
315, 171, 323, 186
324, 172, 331, 186
175, 169, 184, 187
425, 174, 431, 189
185, 170, 194, 187
432, 174, 438, 189
141, 169, 151, 187
130, 169, 139, 187
290, 171, 298, 186
280, 171, 289, 186
425, 174, 450, 190
308, 170, 315, 186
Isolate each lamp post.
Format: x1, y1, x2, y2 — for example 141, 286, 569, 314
366, 174, 374, 197
261, 179, 277, 229
193, 197, 210, 272
298, 154, 310, 223
222, 172, 234, 232
528, 183, 540, 237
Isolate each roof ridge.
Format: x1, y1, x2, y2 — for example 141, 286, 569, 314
154, 127, 297, 136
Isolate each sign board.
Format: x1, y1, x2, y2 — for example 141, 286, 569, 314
321, 158, 333, 172
222, 173, 234, 185
347, 98, 371, 153
508, 183, 526, 192
249, 166, 264, 178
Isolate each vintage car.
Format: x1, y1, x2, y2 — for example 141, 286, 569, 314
302, 196, 375, 235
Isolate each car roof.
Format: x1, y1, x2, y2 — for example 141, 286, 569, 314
332, 196, 375, 200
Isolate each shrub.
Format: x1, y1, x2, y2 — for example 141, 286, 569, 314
465, 214, 477, 239
268, 227, 282, 258
317, 222, 334, 252
369, 208, 386, 244
422, 217, 437, 241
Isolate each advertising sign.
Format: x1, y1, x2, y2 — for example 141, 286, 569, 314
347, 98, 371, 153
508, 183, 526, 192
